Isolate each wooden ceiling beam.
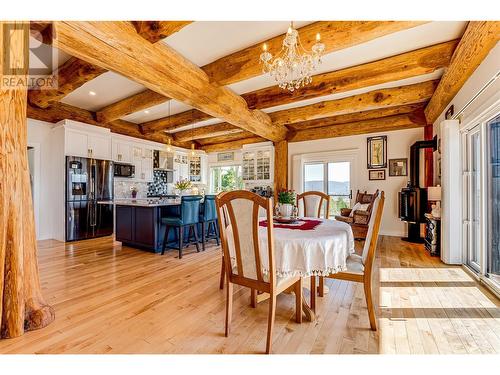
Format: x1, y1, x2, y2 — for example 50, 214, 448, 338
140, 109, 212, 134
424, 21, 500, 124
204, 21, 427, 86
28, 22, 193, 111
28, 57, 107, 108
286, 103, 426, 131
270, 80, 438, 126
97, 21, 425, 124
173, 123, 242, 142
288, 112, 426, 142
53, 22, 285, 141
196, 131, 256, 146
96, 90, 168, 123
25, 101, 193, 146
199, 136, 267, 153
132, 21, 193, 43
141, 40, 455, 134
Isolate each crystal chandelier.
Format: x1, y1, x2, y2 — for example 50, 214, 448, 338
260, 22, 325, 92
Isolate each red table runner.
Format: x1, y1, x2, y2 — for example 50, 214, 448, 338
259, 218, 322, 231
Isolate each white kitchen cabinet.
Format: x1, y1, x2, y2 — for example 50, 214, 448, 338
65, 129, 111, 160
112, 140, 132, 163
241, 144, 274, 184
132, 146, 154, 182
88, 133, 112, 160
65, 129, 89, 158
189, 153, 208, 184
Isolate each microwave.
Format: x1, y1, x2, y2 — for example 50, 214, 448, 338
114, 163, 135, 178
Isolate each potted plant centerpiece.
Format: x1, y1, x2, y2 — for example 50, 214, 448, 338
277, 189, 296, 218
174, 179, 192, 196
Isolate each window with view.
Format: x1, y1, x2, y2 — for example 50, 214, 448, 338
210, 166, 243, 193
303, 161, 351, 216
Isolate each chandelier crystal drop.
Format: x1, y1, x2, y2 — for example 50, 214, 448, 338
260, 22, 325, 92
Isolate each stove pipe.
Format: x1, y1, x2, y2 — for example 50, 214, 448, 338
409, 136, 437, 187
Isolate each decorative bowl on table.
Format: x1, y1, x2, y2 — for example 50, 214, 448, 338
273, 216, 300, 224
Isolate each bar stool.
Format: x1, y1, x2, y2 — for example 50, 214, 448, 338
199, 195, 220, 251
161, 195, 202, 259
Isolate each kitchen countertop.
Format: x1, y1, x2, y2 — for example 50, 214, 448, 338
99, 199, 181, 207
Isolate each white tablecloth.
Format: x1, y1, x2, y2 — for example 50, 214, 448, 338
227, 218, 355, 278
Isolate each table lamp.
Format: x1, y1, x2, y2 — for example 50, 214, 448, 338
427, 185, 441, 218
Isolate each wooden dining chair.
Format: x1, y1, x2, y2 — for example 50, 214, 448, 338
216, 190, 303, 354
296, 191, 331, 219
311, 191, 384, 330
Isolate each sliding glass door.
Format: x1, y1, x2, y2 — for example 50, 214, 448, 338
487, 114, 500, 286
461, 107, 500, 292
464, 126, 482, 272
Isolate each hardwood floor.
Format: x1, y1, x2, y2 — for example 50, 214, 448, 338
0, 236, 499, 354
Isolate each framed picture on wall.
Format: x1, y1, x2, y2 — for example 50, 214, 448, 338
389, 158, 408, 176
367, 136, 387, 169
369, 169, 386, 181
217, 151, 234, 162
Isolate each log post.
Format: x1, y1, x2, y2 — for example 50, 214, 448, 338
0, 21, 55, 339
274, 140, 288, 202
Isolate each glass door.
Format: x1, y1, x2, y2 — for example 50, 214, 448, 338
303, 161, 352, 216
464, 126, 482, 272
328, 162, 351, 216
487, 114, 500, 286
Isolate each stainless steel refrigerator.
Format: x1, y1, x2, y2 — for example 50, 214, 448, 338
66, 156, 114, 241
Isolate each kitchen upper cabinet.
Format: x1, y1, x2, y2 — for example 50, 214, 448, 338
65, 130, 89, 158
241, 145, 273, 183
132, 146, 154, 182
89, 133, 112, 160
112, 140, 132, 163
173, 152, 189, 182
189, 153, 208, 184
65, 129, 111, 160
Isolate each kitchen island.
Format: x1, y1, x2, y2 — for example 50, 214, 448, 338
114, 198, 182, 253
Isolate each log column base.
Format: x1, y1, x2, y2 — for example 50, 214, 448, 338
24, 303, 55, 333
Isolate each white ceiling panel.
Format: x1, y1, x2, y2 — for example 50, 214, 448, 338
163, 21, 312, 67
122, 99, 193, 124
61, 71, 146, 112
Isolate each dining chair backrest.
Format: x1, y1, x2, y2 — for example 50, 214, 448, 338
181, 195, 202, 225
297, 191, 330, 219
202, 195, 217, 221
216, 190, 276, 289
361, 191, 385, 272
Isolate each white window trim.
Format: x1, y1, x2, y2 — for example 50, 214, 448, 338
459, 95, 500, 293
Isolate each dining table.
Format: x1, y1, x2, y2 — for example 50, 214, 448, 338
254, 217, 355, 321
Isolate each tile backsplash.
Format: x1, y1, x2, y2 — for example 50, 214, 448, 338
147, 170, 173, 196
114, 180, 149, 199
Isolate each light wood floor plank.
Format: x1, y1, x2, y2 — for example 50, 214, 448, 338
0, 235, 499, 354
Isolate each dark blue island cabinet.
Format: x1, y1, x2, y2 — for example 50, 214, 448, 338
115, 204, 181, 253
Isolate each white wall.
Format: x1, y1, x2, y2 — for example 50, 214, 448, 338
432, 42, 500, 265
27, 118, 55, 240
288, 127, 424, 237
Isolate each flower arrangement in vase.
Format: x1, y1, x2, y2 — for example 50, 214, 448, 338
277, 189, 296, 218
174, 179, 192, 196
130, 186, 138, 199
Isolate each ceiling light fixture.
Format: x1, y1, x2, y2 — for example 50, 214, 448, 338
88, 91, 97, 96
260, 22, 325, 92
144, 110, 150, 114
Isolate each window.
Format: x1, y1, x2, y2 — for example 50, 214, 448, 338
303, 161, 352, 216
487, 114, 500, 286
210, 165, 243, 193
461, 106, 500, 293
